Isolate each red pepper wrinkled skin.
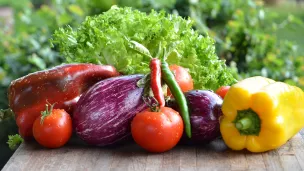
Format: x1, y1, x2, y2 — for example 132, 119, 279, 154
150, 58, 165, 107
8, 63, 120, 140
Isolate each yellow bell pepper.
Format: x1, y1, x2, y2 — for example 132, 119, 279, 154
220, 76, 304, 152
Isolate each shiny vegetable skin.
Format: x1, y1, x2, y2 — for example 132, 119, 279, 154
131, 107, 183, 153
168, 90, 223, 143
33, 108, 72, 149
73, 75, 147, 146
8, 63, 120, 140
167, 65, 194, 96
161, 59, 191, 138
150, 58, 165, 107
221, 76, 304, 152
216, 86, 230, 99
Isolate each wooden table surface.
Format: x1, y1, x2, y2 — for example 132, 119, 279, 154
3, 130, 304, 171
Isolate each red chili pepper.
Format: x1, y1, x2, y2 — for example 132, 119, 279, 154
8, 63, 120, 140
150, 58, 165, 107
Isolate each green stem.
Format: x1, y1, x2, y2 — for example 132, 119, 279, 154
233, 109, 261, 136
40, 101, 56, 125
235, 117, 252, 130
142, 96, 160, 112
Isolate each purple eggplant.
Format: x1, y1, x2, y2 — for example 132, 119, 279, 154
73, 74, 147, 146
167, 90, 223, 144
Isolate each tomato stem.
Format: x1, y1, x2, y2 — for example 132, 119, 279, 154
142, 96, 160, 112
40, 101, 56, 125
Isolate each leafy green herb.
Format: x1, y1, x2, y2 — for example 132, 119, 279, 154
7, 134, 23, 151
53, 6, 237, 90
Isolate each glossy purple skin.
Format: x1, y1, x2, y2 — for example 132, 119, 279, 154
73, 74, 147, 146
168, 90, 223, 144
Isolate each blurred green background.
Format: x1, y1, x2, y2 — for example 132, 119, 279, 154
0, 0, 303, 168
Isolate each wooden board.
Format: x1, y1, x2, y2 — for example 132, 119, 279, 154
3, 131, 304, 171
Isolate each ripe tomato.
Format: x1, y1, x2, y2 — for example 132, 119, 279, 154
168, 65, 193, 96
131, 107, 183, 153
216, 86, 231, 99
33, 108, 72, 148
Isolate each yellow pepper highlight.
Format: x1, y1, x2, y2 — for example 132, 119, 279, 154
220, 76, 304, 152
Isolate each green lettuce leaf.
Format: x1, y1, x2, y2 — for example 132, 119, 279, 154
52, 6, 236, 90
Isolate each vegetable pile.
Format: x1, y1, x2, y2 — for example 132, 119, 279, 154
9, 63, 120, 140
6, 7, 304, 153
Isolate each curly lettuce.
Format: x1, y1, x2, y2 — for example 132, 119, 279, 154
52, 6, 236, 90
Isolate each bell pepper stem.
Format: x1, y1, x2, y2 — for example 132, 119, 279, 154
235, 117, 252, 130
234, 109, 261, 136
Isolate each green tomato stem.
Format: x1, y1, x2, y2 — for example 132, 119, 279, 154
40, 101, 56, 125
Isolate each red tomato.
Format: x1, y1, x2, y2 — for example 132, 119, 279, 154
168, 65, 194, 96
131, 107, 184, 153
216, 86, 231, 99
33, 108, 72, 148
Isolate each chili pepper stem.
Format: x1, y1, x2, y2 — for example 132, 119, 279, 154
235, 118, 252, 130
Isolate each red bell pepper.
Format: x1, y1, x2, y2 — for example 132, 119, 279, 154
8, 63, 120, 140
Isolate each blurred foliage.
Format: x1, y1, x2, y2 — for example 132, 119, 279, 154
186, 0, 304, 88
0, 0, 91, 109
88, 0, 177, 14
0, 108, 17, 168
266, 3, 304, 56
0, 0, 89, 168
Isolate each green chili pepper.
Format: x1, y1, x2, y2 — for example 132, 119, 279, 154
161, 58, 192, 138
